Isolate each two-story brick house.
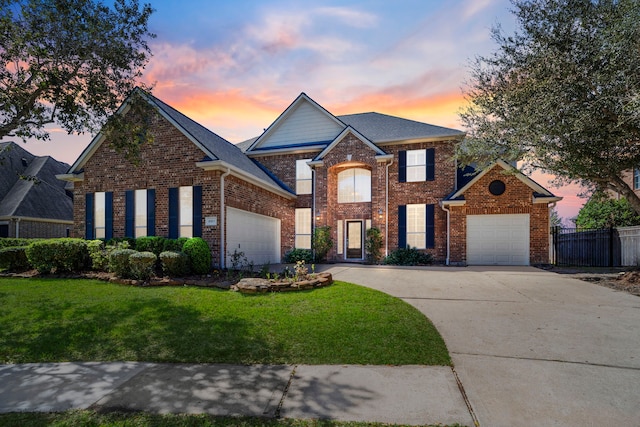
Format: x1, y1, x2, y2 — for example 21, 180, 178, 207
58, 89, 561, 267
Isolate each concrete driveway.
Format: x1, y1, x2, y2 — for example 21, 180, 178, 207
323, 264, 640, 427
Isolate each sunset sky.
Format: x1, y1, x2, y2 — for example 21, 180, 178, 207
21, 0, 585, 221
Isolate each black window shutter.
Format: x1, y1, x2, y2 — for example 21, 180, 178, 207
398, 205, 407, 249
147, 189, 156, 236
426, 204, 435, 248
125, 190, 134, 237
168, 187, 179, 239
192, 186, 202, 237
105, 192, 113, 239
426, 148, 435, 181
85, 193, 94, 240
398, 151, 407, 183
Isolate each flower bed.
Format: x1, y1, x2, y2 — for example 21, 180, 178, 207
232, 272, 333, 294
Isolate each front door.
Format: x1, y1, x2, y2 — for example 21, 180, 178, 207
346, 221, 363, 259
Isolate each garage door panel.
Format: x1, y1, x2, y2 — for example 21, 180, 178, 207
467, 214, 529, 265
227, 207, 281, 266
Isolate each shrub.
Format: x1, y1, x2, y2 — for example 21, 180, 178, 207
162, 237, 189, 252
129, 251, 157, 280
87, 240, 108, 271
365, 227, 384, 264
106, 237, 135, 249
135, 236, 166, 256
182, 237, 211, 275
109, 249, 137, 279
159, 251, 190, 277
312, 226, 333, 262
284, 248, 313, 264
0, 238, 38, 249
383, 246, 433, 266
25, 238, 89, 274
0, 246, 30, 271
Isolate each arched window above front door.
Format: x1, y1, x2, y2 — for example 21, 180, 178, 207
338, 168, 371, 203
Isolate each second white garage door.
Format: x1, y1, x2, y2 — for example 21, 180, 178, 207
467, 214, 530, 265
227, 207, 281, 266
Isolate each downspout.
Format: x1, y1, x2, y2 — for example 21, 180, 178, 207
385, 159, 393, 257
440, 203, 451, 266
549, 201, 558, 265
311, 166, 316, 260
220, 168, 231, 269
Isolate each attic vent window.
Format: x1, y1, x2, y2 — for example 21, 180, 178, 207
489, 180, 506, 196
21, 158, 28, 167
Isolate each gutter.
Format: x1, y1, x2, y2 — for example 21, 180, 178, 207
440, 203, 451, 266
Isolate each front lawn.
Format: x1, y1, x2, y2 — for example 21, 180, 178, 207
0, 278, 450, 366
0, 411, 465, 427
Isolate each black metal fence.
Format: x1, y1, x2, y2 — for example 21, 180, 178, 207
551, 227, 621, 267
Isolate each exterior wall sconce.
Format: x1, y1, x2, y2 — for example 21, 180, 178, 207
316, 210, 321, 220
378, 208, 383, 219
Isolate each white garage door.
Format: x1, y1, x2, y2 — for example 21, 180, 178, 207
467, 214, 530, 265
227, 207, 281, 266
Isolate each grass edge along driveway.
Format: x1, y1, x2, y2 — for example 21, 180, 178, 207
0, 278, 450, 366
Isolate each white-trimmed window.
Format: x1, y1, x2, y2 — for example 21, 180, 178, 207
296, 159, 312, 194
179, 186, 193, 238
94, 192, 106, 239
338, 168, 371, 203
407, 149, 426, 182
295, 208, 311, 249
634, 168, 640, 190
406, 204, 426, 249
134, 189, 147, 237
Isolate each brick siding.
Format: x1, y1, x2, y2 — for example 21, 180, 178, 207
448, 166, 551, 265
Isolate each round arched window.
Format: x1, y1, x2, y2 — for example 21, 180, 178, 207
489, 180, 506, 196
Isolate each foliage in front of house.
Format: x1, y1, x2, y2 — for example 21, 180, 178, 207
284, 248, 313, 264
384, 246, 433, 266
0, 236, 212, 280
312, 226, 333, 262
365, 227, 384, 264
575, 193, 640, 229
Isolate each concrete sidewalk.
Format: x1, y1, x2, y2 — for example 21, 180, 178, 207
0, 362, 475, 426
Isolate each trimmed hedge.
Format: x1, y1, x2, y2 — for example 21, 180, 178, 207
129, 251, 157, 280
159, 251, 190, 277
383, 246, 433, 266
0, 238, 42, 249
0, 246, 30, 271
182, 238, 211, 275
284, 248, 313, 264
135, 236, 166, 256
109, 249, 137, 279
25, 239, 89, 274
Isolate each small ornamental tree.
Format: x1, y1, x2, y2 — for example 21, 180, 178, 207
575, 193, 640, 229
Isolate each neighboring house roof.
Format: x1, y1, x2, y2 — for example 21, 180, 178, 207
62, 89, 294, 197
442, 159, 562, 205
0, 142, 72, 221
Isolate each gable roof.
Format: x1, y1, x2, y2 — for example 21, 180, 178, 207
247, 93, 346, 153
442, 160, 562, 205
311, 126, 389, 163
63, 89, 294, 198
0, 142, 72, 221
244, 94, 466, 156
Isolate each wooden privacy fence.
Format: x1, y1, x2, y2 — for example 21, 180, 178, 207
551, 226, 640, 267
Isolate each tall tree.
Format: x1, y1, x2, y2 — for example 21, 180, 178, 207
458, 0, 640, 214
0, 0, 154, 145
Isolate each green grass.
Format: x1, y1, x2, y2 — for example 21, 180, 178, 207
0, 278, 450, 366
0, 411, 465, 427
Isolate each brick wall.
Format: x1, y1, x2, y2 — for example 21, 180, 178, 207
2, 219, 72, 238
74, 111, 294, 266
384, 141, 458, 262
448, 166, 551, 265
